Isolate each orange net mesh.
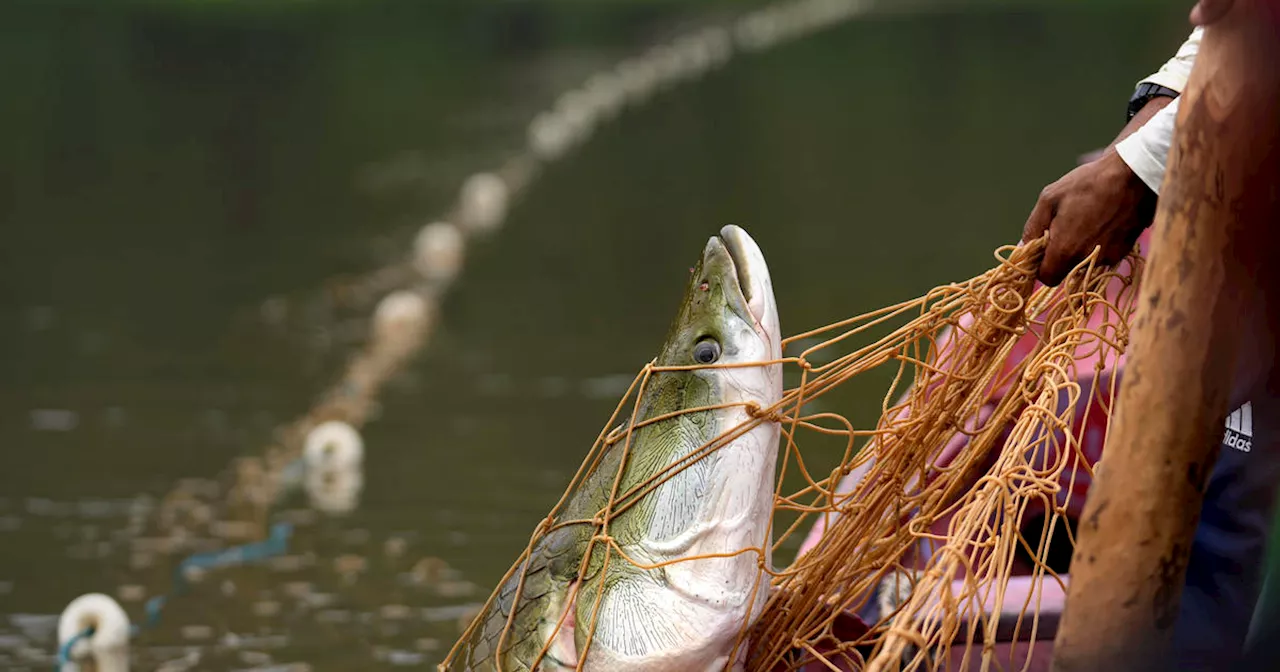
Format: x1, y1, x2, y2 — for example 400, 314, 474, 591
440, 237, 1143, 671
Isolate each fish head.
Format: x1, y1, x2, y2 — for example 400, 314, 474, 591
657, 225, 781, 389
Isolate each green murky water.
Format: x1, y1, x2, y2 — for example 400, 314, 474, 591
0, 2, 1191, 669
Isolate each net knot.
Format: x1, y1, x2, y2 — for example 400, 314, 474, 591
745, 401, 783, 423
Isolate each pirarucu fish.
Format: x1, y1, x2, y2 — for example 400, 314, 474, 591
445, 225, 783, 671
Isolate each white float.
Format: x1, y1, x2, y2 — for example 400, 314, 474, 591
58, 593, 131, 668
373, 290, 430, 343
583, 71, 626, 121
616, 57, 661, 105
553, 89, 598, 145
456, 172, 509, 234
528, 111, 573, 161
303, 421, 365, 515
303, 420, 365, 472
412, 221, 465, 284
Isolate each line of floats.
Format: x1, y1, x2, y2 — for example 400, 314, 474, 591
52, 1, 877, 669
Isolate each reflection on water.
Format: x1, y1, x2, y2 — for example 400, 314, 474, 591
0, 1, 1188, 669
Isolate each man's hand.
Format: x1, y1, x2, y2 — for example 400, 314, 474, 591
1020, 96, 1173, 286
1021, 149, 1157, 286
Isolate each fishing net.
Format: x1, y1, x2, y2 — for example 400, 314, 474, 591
752, 239, 1140, 672
441, 236, 1142, 671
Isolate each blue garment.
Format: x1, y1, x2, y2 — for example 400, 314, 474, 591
1175, 397, 1280, 670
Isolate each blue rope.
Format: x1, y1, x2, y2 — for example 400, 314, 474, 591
135, 522, 293, 634
55, 522, 293, 669
56, 626, 95, 666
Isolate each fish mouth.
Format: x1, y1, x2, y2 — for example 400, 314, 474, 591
716, 224, 771, 326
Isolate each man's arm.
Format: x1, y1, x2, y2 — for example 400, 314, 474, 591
1022, 28, 1202, 286
803, 30, 1203, 550
1112, 26, 1202, 192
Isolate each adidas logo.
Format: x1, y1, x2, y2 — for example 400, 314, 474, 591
1223, 402, 1254, 453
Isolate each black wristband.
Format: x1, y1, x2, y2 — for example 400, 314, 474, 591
1126, 82, 1181, 122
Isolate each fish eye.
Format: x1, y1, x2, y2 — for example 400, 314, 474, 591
692, 338, 721, 365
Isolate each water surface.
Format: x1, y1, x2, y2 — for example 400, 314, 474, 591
0, 2, 1190, 669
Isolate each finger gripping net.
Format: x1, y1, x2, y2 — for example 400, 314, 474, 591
444, 237, 1142, 672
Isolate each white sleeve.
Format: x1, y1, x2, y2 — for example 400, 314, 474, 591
1139, 27, 1203, 92
1115, 97, 1180, 194
1114, 27, 1202, 194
